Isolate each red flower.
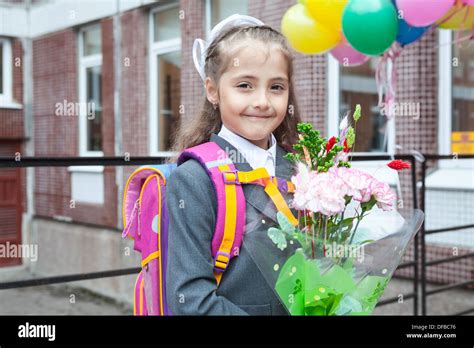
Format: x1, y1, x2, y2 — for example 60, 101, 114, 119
387, 160, 411, 171
326, 136, 337, 152
343, 138, 351, 153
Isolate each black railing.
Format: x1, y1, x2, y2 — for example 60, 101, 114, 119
0, 153, 472, 316
420, 154, 474, 316
0, 157, 167, 290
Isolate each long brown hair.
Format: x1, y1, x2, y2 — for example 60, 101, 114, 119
169, 24, 302, 163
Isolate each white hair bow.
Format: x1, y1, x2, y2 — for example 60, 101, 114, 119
192, 13, 265, 82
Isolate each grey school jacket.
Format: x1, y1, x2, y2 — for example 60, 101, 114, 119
165, 133, 298, 315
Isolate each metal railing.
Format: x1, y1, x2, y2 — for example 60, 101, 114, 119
0, 153, 472, 316
419, 154, 474, 316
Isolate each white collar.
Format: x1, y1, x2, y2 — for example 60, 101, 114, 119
217, 124, 277, 176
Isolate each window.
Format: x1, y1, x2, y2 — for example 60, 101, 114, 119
207, 0, 248, 31
328, 54, 395, 155
438, 29, 474, 170
0, 42, 3, 95
157, 51, 181, 152
339, 58, 389, 153
149, 4, 181, 155
451, 31, 474, 155
153, 7, 181, 42
327, 54, 397, 185
70, 24, 104, 205
0, 38, 14, 106
78, 25, 103, 156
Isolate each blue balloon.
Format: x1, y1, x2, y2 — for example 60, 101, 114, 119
396, 18, 430, 46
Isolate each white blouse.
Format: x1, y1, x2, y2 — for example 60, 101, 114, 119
217, 124, 277, 177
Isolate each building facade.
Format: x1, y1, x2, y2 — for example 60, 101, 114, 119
0, 0, 472, 305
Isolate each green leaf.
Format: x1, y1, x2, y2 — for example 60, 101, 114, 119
353, 104, 361, 122
360, 197, 377, 211
267, 227, 287, 251
346, 127, 355, 147
349, 275, 389, 312
276, 212, 296, 235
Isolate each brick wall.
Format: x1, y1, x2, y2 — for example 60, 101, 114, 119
33, 24, 117, 228
119, 7, 149, 201
180, 0, 206, 127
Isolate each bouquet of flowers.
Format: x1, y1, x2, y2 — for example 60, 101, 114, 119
243, 105, 424, 315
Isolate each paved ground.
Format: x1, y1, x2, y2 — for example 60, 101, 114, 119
0, 283, 131, 315
0, 271, 472, 315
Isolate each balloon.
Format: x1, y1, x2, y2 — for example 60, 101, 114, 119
395, 0, 455, 27
305, 0, 349, 31
281, 4, 341, 54
330, 37, 370, 66
342, 0, 398, 56
396, 18, 430, 46
437, 1, 474, 29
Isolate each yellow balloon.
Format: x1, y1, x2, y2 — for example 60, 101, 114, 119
437, 2, 474, 30
305, 0, 348, 31
281, 4, 341, 55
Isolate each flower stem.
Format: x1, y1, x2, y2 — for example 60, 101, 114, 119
348, 208, 365, 245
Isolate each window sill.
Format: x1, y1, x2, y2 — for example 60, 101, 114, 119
0, 100, 23, 109
420, 168, 474, 190
350, 160, 399, 186
67, 165, 104, 173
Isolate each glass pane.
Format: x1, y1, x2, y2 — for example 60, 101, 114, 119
86, 66, 102, 152
0, 43, 3, 94
340, 57, 387, 152
83, 26, 101, 56
451, 31, 474, 154
157, 51, 181, 152
211, 0, 247, 27
154, 6, 181, 42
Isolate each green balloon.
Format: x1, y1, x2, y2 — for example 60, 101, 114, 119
342, 0, 398, 56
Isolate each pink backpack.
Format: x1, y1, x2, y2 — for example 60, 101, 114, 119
122, 141, 296, 315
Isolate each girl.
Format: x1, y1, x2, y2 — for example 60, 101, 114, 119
166, 14, 302, 315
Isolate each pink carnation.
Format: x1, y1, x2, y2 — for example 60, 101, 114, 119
291, 164, 397, 216
371, 181, 396, 211
334, 167, 374, 203
291, 166, 347, 216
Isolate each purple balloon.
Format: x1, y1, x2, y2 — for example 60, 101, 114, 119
396, 0, 455, 26
330, 39, 370, 67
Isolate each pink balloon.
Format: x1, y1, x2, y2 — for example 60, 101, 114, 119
462, 0, 474, 5
396, 0, 455, 26
330, 38, 370, 67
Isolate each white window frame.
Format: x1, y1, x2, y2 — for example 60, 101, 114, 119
438, 29, 474, 169
0, 37, 21, 109
69, 24, 104, 205
149, 3, 181, 157
205, 0, 212, 39
78, 24, 103, 158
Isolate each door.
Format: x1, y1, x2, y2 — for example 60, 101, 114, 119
0, 141, 22, 267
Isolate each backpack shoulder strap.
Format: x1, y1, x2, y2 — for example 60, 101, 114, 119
178, 141, 245, 285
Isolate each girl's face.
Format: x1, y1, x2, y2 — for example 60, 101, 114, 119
205, 42, 290, 149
